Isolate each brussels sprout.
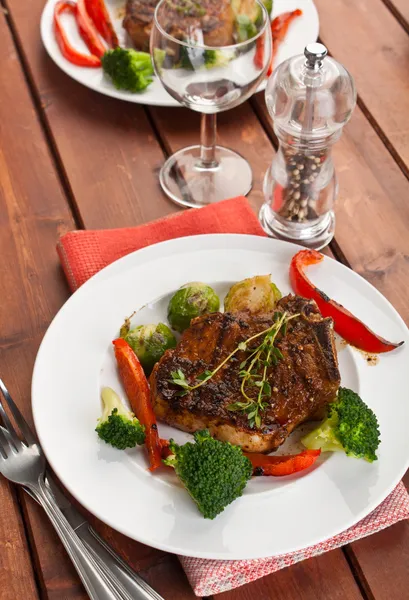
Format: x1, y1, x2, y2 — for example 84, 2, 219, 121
168, 282, 220, 332
124, 323, 176, 375
224, 275, 282, 314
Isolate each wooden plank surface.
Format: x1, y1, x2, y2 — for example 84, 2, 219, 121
383, 0, 409, 26
0, 0, 408, 597
0, 10, 77, 600
217, 550, 363, 600
0, 5, 365, 593
315, 0, 409, 174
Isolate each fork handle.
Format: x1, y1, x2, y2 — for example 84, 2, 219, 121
80, 524, 164, 600
29, 480, 133, 600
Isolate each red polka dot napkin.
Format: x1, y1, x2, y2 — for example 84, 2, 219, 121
57, 196, 409, 596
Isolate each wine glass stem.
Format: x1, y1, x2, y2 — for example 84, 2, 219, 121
200, 113, 218, 168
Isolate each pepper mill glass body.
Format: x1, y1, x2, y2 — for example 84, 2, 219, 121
260, 43, 356, 249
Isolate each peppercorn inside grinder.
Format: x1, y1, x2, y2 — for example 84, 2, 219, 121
260, 43, 356, 249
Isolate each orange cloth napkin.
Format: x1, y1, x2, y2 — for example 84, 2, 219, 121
57, 196, 265, 291
57, 196, 409, 596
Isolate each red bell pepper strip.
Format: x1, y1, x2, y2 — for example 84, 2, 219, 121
54, 1, 101, 67
84, 0, 119, 48
113, 338, 162, 471
268, 9, 303, 77
247, 449, 320, 476
254, 35, 265, 71
290, 249, 404, 353
76, 0, 106, 58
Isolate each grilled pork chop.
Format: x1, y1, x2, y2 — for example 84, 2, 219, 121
150, 295, 341, 453
123, 0, 235, 51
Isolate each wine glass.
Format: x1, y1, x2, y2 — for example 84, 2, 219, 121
150, 0, 272, 208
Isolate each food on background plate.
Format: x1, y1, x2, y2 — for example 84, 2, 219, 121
151, 294, 341, 453
54, 0, 103, 67
124, 0, 235, 51
53, 0, 303, 96
102, 47, 154, 91
167, 282, 220, 333
84, 0, 119, 47
96, 387, 145, 449
120, 321, 176, 375
95, 250, 392, 519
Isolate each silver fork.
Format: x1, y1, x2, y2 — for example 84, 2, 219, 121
0, 378, 147, 600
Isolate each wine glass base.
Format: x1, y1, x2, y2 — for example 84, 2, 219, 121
259, 204, 335, 250
159, 145, 253, 208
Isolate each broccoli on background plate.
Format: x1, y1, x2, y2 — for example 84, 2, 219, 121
96, 387, 145, 449
302, 387, 380, 462
101, 48, 154, 93
164, 430, 253, 519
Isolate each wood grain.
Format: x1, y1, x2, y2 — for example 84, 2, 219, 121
315, 0, 409, 173
0, 11, 77, 600
215, 550, 363, 600
382, 0, 409, 26
0, 0, 408, 597
4, 0, 177, 229
0, 480, 39, 600
148, 103, 272, 213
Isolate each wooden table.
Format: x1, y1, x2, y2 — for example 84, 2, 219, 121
1, 0, 408, 598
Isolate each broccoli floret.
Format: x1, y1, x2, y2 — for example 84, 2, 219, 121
101, 48, 154, 93
302, 387, 380, 462
96, 387, 145, 449
203, 49, 231, 69
164, 430, 252, 519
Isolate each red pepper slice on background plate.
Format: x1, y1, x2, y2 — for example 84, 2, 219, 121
246, 449, 321, 476
76, 0, 106, 58
113, 338, 162, 471
269, 9, 303, 76
290, 249, 404, 354
254, 35, 265, 70
54, 1, 102, 67
84, 0, 119, 48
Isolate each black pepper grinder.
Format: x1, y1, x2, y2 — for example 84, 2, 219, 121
260, 43, 357, 249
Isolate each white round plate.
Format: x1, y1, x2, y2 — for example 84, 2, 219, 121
32, 235, 409, 559
40, 0, 319, 106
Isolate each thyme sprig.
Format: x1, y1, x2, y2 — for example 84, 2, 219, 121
170, 311, 299, 427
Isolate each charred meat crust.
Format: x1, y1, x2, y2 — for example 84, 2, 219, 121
150, 294, 341, 453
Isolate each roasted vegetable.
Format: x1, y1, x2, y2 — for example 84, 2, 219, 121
224, 275, 281, 314
168, 282, 220, 333
102, 48, 154, 92
96, 387, 145, 449
54, 1, 102, 67
84, 0, 119, 48
178, 47, 232, 70
76, 0, 105, 58
235, 14, 257, 42
302, 387, 380, 462
247, 449, 320, 476
113, 338, 162, 470
290, 249, 403, 353
164, 430, 252, 519
124, 323, 176, 375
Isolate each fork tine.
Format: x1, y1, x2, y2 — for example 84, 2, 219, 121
0, 379, 37, 446
0, 425, 13, 459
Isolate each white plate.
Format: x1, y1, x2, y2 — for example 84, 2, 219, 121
32, 235, 409, 559
40, 0, 319, 106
